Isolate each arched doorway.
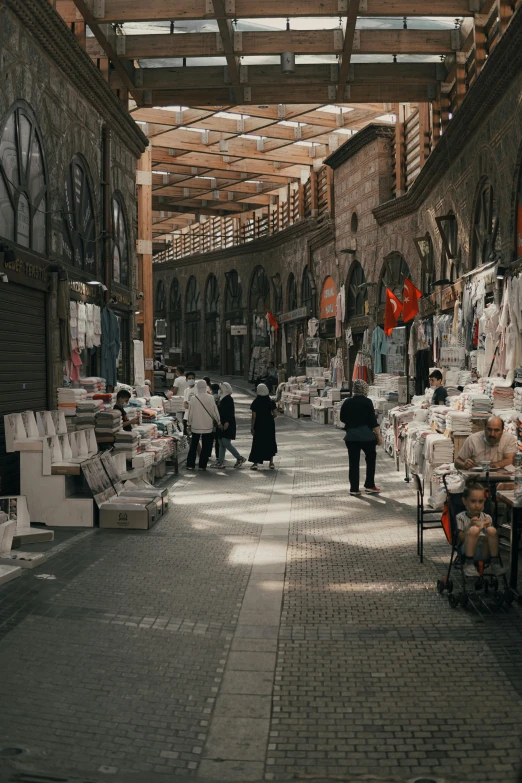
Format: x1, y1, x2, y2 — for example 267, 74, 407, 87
185, 276, 201, 368
346, 261, 369, 385
224, 270, 244, 375
379, 254, 410, 376
439, 212, 463, 282
249, 265, 270, 347
205, 274, 220, 371
287, 273, 298, 311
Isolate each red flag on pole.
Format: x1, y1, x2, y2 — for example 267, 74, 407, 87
266, 309, 279, 330
384, 287, 403, 336
402, 278, 422, 322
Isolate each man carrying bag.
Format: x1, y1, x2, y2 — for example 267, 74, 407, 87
186, 380, 222, 471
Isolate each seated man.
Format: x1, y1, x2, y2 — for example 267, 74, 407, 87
113, 389, 139, 432
454, 415, 516, 471
429, 370, 448, 405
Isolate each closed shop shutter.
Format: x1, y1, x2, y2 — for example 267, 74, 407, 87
0, 283, 47, 495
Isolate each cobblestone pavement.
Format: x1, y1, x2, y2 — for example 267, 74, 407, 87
1, 385, 522, 783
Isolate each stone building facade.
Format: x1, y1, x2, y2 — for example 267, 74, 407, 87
153, 13, 522, 381
0, 0, 147, 493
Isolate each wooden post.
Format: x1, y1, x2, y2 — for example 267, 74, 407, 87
298, 182, 305, 220
432, 89, 442, 147
326, 166, 334, 219
310, 170, 318, 217
455, 52, 467, 108
418, 103, 430, 167
441, 94, 451, 135
474, 19, 486, 75
137, 143, 154, 388
499, 0, 513, 33
73, 21, 86, 49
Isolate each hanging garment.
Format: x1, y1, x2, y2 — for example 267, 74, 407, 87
415, 349, 431, 396
281, 325, 287, 364
101, 307, 120, 387
335, 285, 345, 339
308, 318, 319, 337
345, 328, 354, 348
370, 325, 387, 374
134, 340, 145, 386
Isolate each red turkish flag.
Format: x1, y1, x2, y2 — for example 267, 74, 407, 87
384, 287, 403, 336
266, 309, 279, 330
402, 278, 422, 322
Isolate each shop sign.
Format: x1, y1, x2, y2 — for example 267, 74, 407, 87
230, 324, 247, 335
145, 358, 154, 370
440, 280, 463, 311
320, 276, 337, 319
69, 280, 104, 298
3, 257, 46, 284
279, 306, 311, 324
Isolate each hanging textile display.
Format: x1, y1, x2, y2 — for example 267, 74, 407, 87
308, 317, 319, 337
352, 329, 372, 382
101, 306, 120, 388
281, 325, 287, 364
133, 340, 145, 386
345, 328, 354, 348
335, 284, 345, 338
370, 325, 387, 374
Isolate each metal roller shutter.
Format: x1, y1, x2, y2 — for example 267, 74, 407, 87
0, 283, 47, 495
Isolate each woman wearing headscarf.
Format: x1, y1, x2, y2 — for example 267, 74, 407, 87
187, 379, 221, 471
215, 383, 246, 469
249, 383, 278, 470
340, 379, 382, 495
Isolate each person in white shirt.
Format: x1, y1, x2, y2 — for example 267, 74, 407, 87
187, 379, 221, 471
182, 372, 197, 432
172, 366, 188, 396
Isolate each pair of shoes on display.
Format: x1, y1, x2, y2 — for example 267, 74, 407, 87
234, 456, 246, 468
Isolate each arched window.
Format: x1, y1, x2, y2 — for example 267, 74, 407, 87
302, 266, 312, 310
271, 273, 283, 314
205, 274, 220, 315
347, 262, 368, 318
415, 233, 435, 295
0, 104, 48, 253
379, 254, 410, 304
155, 280, 166, 315
169, 278, 182, 348
186, 276, 201, 314
62, 156, 96, 274
225, 270, 242, 312
471, 180, 500, 268
287, 273, 298, 311
440, 212, 463, 282
112, 193, 129, 286
249, 265, 270, 312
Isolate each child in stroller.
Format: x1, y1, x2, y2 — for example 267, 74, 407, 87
457, 482, 505, 578
437, 477, 512, 607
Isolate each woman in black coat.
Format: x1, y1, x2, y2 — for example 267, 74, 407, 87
340, 379, 382, 496
215, 383, 246, 468
249, 383, 277, 470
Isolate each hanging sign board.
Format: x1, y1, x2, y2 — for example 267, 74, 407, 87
230, 325, 247, 336
320, 276, 337, 319
145, 359, 154, 370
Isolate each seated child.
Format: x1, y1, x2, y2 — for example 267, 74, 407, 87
456, 481, 506, 578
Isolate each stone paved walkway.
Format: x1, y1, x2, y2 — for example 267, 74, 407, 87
1, 385, 522, 783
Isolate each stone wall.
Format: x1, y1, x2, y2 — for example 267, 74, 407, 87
0, 5, 144, 391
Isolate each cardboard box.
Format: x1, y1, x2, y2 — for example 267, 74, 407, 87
99, 500, 158, 530
120, 486, 169, 513
117, 491, 163, 517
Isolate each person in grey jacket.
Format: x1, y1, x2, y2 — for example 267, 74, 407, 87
187, 380, 221, 471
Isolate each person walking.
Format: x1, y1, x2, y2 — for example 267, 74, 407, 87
340, 379, 382, 496
186, 379, 221, 471
214, 382, 246, 469
249, 383, 277, 470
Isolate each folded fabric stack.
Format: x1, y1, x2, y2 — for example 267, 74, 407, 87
429, 405, 450, 433
132, 452, 155, 469
114, 430, 139, 459
57, 388, 87, 421
487, 379, 514, 411
79, 377, 106, 395
95, 409, 121, 436
514, 387, 522, 411
93, 393, 116, 409
141, 408, 159, 422
75, 399, 103, 430
458, 371, 472, 387
446, 409, 472, 435
465, 392, 492, 419
424, 433, 454, 464
374, 374, 400, 392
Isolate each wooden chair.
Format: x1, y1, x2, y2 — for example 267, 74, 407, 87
412, 472, 442, 563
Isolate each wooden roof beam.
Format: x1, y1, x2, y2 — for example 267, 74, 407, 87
145, 85, 436, 105
212, 0, 241, 104
87, 28, 456, 59
152, 147, 304, 178
91, 0, 474, 23
111, 63, 439, 92
338, 0, 361, 102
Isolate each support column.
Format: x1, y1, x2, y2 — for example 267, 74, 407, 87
137, 143, 154, 388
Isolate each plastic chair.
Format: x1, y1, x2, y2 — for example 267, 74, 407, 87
412, 472, 443, 563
